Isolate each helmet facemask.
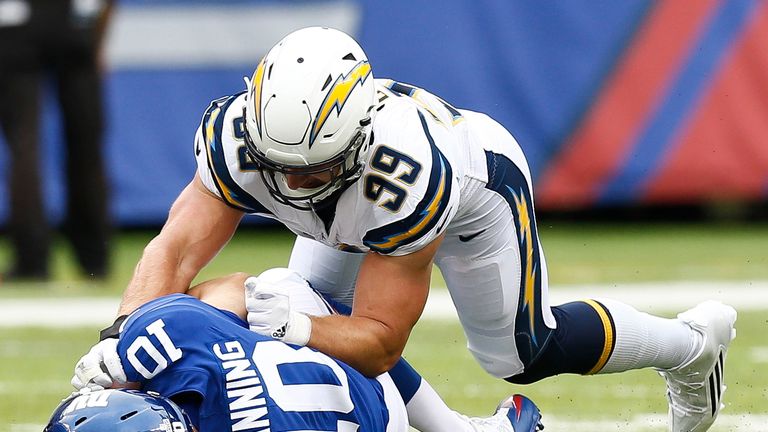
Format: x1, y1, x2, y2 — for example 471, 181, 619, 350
243, 108, 372, 211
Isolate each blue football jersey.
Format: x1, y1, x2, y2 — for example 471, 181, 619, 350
117, 294, 390, 431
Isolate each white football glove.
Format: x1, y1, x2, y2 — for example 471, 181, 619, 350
71, 338, 127, 390
245, 269, 312, 346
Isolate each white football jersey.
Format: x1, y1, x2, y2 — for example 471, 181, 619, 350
196, 79, 556, 378
194, 79, 503, 256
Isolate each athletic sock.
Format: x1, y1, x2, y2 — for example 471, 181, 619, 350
405, 379, 477, 432
389, 359, 476, 432
596, 298, 701, 373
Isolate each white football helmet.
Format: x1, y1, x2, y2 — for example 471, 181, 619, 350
243, 27, 376, 210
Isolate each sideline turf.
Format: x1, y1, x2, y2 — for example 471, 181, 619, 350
1, 222, 767, 296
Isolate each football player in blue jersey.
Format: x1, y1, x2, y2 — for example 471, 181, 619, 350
63, 269, 543, 432
73, 26, 736, 432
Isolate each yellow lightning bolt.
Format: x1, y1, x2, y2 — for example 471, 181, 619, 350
513, 190, 536, 336
249, 57, 267, 138
311, 61, 372, 144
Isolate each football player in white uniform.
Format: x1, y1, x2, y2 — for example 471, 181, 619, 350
75, 27, 736, 432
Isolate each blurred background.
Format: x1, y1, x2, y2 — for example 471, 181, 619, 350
2, 0, 768, 227
1, 0, 767, 430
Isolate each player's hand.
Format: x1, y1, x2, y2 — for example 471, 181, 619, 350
245, 270, 312, 346
71, 338, 127, 390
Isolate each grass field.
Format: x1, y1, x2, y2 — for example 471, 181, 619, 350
1, 221, 767, 430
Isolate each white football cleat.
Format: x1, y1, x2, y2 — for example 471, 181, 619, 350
658, 301, 737, 432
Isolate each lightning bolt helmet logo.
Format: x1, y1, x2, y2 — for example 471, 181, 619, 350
241, 26, 376, 210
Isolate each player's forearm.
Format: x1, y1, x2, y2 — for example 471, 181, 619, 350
118, 238, 198, 315
308, 314, 407, 377
307, 246, 438, 376
118, 177, 243, 316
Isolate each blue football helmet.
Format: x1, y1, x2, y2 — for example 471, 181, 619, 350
44, 389, 194, 432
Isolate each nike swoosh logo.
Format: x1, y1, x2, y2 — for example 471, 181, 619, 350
195, 141, 202, 156
459, 229, 485, 242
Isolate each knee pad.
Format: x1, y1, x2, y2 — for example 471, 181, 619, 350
505, 300, 615, 384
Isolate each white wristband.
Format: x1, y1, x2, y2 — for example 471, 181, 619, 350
283, 311, 312, 346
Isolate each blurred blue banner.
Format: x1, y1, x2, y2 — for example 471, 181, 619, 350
1, 0, 766, 226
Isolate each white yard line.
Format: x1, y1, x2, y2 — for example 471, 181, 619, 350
0, 280, 766, 327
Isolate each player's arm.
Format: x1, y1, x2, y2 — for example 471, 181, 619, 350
118, 173, 244, 315
306, 235, 442, 377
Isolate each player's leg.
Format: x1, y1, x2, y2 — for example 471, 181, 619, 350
288, 236, 364, 307
55, 48, 111, 278
507, 298, 736, 432
435, 189, 557, 379
388, 359, 475, 432
464, 114, 737, 431
0, 63, 51, 279
575, 299, 736, 432
388, 358, 543, 432
437, 155, 712, 382
505, 299, 711, 382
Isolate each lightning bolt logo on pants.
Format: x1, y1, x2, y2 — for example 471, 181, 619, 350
510, 186, 538, 346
